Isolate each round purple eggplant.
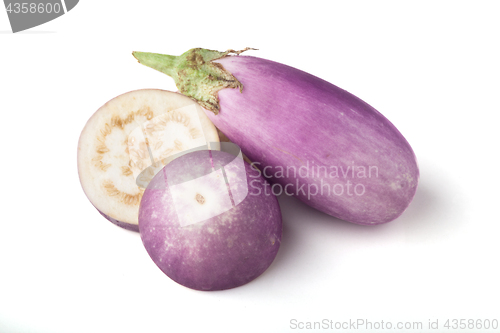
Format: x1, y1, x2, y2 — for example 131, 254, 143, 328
138, 148, 282, 291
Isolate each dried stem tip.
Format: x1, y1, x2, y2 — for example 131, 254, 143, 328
132, 48, 257, 115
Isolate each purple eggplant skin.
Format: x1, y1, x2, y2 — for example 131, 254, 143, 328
97, 209, 139, 232
133, 49, 419, 225
138, 150, 282, 291
208, 56, 419, 225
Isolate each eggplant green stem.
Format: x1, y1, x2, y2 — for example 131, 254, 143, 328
132, 48, 256, 114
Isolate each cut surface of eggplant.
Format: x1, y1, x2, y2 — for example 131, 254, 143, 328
78, 89, 219, 230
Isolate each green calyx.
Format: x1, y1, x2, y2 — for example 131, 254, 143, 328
132, 48, 256, 115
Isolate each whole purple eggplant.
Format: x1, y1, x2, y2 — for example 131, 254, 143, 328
139, 149, 282, 290
133, 48, 419, 225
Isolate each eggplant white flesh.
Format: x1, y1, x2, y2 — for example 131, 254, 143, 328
133, 48, 419, 225
78, 89, 219, 231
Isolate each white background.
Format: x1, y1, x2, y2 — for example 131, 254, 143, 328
1, 1, 499, 332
